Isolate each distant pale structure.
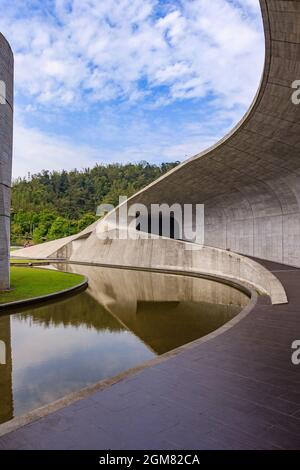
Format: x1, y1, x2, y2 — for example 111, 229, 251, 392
0, 33, 13, 290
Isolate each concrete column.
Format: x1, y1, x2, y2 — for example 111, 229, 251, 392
0, 33, 13, 290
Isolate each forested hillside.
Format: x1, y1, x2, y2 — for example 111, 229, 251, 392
11, 161, 178, 245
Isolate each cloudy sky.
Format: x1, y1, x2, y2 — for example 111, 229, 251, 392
0, 0, 264, 178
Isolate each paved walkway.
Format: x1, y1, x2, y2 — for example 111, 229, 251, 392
1, 260, 300, 450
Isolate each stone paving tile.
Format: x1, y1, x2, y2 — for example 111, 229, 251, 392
0, 259, 300, 449
206, 425, 278, 451
157, 422, 219, 450
257, 425, 300, 450
280, 390, 300, 404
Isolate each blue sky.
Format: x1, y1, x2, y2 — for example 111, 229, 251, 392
0, 0, 264, 178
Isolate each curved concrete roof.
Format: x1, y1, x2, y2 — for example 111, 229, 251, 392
118, 0, 300, 267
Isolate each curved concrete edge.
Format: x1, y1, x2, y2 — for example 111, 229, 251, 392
0, 268, 258, 439
69, 232, 287, 305
81, 0, 300, 270
94, 0, 270, 217
13, 230, 287, 304
12, 222, 98, 261
0, 273, 88, 313
198, 243, 287, 305
12, 234, 80, 260
0, 32, 14, 57
10, 261, 50, 267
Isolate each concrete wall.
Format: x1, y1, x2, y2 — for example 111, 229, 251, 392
0, 33, 13, 290
70, 230, 287, 305
94, 0, 300, 268
14, 221, 98, 260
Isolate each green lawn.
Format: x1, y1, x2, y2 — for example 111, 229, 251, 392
10, 258, 48, 264
0, 267, 85, 304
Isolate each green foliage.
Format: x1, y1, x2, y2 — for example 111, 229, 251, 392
47, 217, 72, 240
11, 161, 179, 244
76, 213, 97, 232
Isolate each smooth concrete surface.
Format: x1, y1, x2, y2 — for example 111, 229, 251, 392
58, 264, 249, 348
14, 234, 82, 260
70, 231, 287, 305
93, 0, 300, 267
117, 0, 300, 268
62, 263, 249, 311
0, 259, 299, 450
14, 222, 97, 260
0, 33, 13, 291
15, 229, 287, 304
61, 0, 300, 268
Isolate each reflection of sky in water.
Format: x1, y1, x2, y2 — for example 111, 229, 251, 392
11, 317, 153, 416
0, 267, 249, 424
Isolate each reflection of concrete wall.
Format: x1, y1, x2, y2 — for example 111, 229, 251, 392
0, 316, 13, 424
59, 264, 249, 354
69, 233, 286, 304
63, 264, 249, 317
0, 33, 13, 290
15, 229, 287, 304
18, 291, 124, 333
55, 235, 90, 259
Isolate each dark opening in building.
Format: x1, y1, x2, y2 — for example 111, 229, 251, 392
136, 211, 179, 239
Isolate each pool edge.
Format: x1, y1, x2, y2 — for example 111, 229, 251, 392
0, 275, 258, 438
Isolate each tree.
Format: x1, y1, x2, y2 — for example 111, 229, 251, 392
11, 161, 179, 244
77, 213, 97, 232
48, 217, 72, 240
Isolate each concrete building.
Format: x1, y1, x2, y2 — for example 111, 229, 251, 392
15, 0, 300, 305
0, 33, 13, 291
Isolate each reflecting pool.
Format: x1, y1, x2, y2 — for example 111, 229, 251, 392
0, 265, 249, 424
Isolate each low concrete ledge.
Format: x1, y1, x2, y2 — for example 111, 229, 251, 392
12, 231, 287, 305
69, 232, 287, 305
10, 261, 50, 266
67, 260, 253, 299
10, 235, 77, 260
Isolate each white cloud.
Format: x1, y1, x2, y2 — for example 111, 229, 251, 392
12, 121, 101, 178
0, 0, 264, 177
0, 0, 263, 108
12, 103, 238, 178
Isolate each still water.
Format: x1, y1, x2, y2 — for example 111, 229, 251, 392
0, 265, 249, 424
